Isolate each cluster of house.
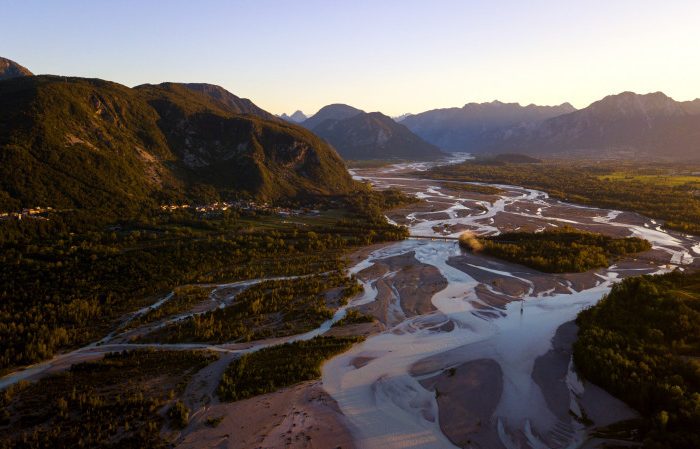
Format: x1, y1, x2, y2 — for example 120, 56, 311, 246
159, 201, 320, 218
0, 206, 53, 221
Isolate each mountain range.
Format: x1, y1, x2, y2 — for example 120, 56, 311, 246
301, 104, 445, 160
401, 93, 700, 159
3, 54, 700, 217
401, 101, 576, 152
481, 92, 700, 159
0, 58, 354, 214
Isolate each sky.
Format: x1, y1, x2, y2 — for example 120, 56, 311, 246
3, 0, 700, 116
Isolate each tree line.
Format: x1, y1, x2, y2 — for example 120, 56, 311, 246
459, 226, 651, 273
574, 271, 700, 448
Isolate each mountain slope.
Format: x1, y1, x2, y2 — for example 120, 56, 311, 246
682, 99, 700, 115
311, 111, 445, 160
486, 92, 700, 159
0, 76, 176, 212
301, 103, 364, 130
0, 57, 33, 81
135, 83, 354, 199
402, 101, 576, 151
0, 76, 354, 213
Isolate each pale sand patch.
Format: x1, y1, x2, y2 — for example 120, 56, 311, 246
176, 381, 355, 449
532, 321, 638, 446
419, 359, 505, 449
344, 242, 395, 267
357, 251, 447, 325
324, 321, 385, 338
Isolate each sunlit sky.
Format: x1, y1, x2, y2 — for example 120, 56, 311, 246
3, 0, 700, 116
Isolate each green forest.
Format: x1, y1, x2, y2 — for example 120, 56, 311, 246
0, 349, 216, 449
139, 271, 363, 343
332, 308, 375, 327
427, 160, 700, 234
439, 181, 505, 196
574, 271, 700, 449
123, 285, 214, 330
459, 227, 651, 273
0, 188, 411, 374
217, 336, 361, 402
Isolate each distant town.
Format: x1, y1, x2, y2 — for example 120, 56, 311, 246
0, 206, 53, 221
0, 201, 321, 222
162, 200, 322, 218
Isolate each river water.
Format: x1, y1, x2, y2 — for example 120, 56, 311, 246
322, 155, 700, 449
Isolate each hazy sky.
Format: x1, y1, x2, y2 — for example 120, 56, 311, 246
3, 0, 699, 116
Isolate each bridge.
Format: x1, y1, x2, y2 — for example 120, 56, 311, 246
408, 235, 460, 242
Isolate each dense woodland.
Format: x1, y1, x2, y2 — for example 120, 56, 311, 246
0, 350, 215, 449
428, 160, 700, 234
217, 336, 361, 402
123, 285, 214, 330
140, 271, 363, 343
0, 188, 412, 374
439, 181, 504, 195
332, 308, 375, 327
574, 271, 700, 448
459, 227, 651, 273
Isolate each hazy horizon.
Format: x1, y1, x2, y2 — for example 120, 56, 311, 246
3, 0, 700, 116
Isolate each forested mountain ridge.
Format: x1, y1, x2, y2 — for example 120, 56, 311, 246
135, 82, 355, 199
0, 75, 355, 214
0, 76, 177, 213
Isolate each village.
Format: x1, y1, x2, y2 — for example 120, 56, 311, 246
0, 206, 53, 221
0, 201, 322, 222
159, 200, 321, 218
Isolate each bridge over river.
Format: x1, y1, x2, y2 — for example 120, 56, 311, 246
408, 235, 460, 242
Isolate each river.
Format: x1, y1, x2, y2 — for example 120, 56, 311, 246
322, 155, 700, 449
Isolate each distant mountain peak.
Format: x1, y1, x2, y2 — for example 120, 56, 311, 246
0, 57, 33, 81
279, 110, 307, 123
308, 106, 444, 160
558, 102, 575, 110
313, 103, 364, 117
392, 113, 413, 122
585, 91, 686, 118
301, 103, 364, 130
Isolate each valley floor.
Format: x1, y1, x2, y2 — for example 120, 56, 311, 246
3, 155, 700, 449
